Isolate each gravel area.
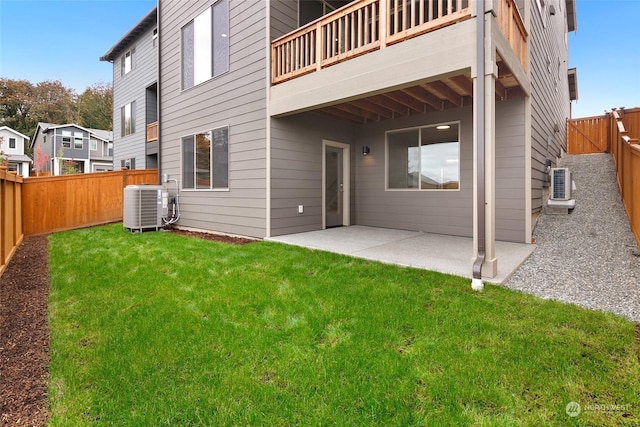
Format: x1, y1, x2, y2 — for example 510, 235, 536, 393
504, 153, 640, 322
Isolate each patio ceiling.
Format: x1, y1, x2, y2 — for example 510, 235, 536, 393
316, 57, 524, 124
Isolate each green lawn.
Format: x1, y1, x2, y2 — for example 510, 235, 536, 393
48, 223, 639, 426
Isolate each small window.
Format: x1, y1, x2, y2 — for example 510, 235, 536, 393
387, 123, 460, 191
74, 132, 83, 149
182, 126, 229, 190
121, 101, 136, 136
153, 28, 158, 47
121, 48, 135, 76
181, 0, 229, 90
62, 130, 72, 148
43, 135, 47, 144
8, 137, 16, 148
90, 139, 98, 151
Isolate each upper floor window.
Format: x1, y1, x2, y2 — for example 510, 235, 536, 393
8, 137, 16, 148
62, 130, 72, 148
121, 48, 135, 76
90, 138, 98, 151
386, 123, 460, 191
153, 28, 158, 47
181, 0, 229, 90
121, 101, 136, 137
74, 132, 83, 149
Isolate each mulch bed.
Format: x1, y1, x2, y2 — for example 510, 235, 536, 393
0, 228, 254, 426
0, 235, 49, 427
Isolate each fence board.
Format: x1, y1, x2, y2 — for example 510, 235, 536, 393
620, 107, 640, 140
0, 171, 24, 277
22, 169, 158, 236
567, 115, 608, 154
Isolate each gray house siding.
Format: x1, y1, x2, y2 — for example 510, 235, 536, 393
529, 0, 572, 212
111, 24, 158, 170
159, 0, 268, 238
355, 107, 473, 237
270, 113, 356, 236
270, 0, 297, 39
495, 98, 527, 243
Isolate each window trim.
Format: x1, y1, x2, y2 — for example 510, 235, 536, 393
122, 48, 135, 76
8, 137, 16, 149
385, 121, 461, 192
181, 125, 230, 192
180, 0, 230, 91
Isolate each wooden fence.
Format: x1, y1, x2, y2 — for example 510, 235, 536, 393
0, 169, 158, 276
609, 110, 640, 246
0, 171, 24, 277
567, 115, 608, 154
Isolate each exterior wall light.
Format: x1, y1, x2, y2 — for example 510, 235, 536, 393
362, 145, 370, 155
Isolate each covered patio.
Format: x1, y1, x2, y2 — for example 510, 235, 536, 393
266, 226, 533, 284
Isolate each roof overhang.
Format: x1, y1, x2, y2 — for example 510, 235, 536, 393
100, 6, 157, 62
566, 0, 577, 32
0, 126, 30, 141
568, 68, 578, 101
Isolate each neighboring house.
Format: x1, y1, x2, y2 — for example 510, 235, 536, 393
0, 126, 31, 177
100, 6, 158, 171
31, 123, 114, 175
114, 0, 578, 279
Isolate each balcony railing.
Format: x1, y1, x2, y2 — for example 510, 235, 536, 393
146, 122, 158, 143
271, 0, 472, 84
496, 0, 527, 70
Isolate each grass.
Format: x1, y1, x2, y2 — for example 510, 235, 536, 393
47, 223, 639, 426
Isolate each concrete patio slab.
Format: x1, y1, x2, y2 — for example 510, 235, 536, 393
266, 226, 535, 284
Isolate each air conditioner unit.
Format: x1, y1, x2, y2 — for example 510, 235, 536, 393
123, 185, 167, 232
550, 168, 572, 201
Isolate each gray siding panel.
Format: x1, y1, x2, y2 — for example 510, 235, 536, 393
159, 0, 268, 238
111, 22, 157, 170
270, 112, 356, 236
496, 98, 526, 243
529, 0, 572, 212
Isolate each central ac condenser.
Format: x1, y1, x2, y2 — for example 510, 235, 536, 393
123, 185, 167, 232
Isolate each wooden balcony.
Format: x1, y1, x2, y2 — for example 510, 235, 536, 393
271, 0, 527, 85
146, 122, 158, 143
496, 0, 527, 71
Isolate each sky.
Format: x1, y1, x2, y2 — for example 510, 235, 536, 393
0, 0, 639, 119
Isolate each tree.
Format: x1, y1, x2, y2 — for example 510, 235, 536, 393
30, 80, 79, 126
0, 78, 36, 137
78, 82, 113, 130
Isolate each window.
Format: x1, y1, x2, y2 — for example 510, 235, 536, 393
387, 123, 460, 190
8, 137, 16, 148
181, 0, 229, 90
121, 101, 136, 136
43, 135, 47, 144
121, 48, 135, 76
62, 130, 72, 148
182, 126, 229, 189
121, 158, 135, 170
74, 132, 83, 149
153, 28, 158, 47
90, 138, 98, 151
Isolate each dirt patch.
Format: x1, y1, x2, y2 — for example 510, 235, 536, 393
168, 228, 256, 245
0, 235, 49, 427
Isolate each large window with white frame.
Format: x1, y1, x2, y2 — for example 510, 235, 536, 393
61, 130, 72, 148
181, 0, 229, 90
182, 126, 229, 190
386, 122, 460, 190
73, 131, 83, 149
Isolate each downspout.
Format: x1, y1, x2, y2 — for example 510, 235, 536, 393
156, 1, 161, 184
472, 0, 486, 290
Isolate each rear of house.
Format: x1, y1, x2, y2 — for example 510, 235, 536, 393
149, 0, 577, 278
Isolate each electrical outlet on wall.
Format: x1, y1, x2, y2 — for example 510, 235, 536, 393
298, 205, 304, 214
